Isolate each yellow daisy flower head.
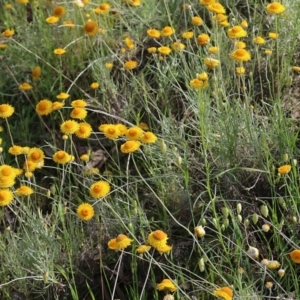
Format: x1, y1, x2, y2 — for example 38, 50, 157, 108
89, 180, 110, 198
63, 20, 75, 28
158, 46, 172, 55
90, 82, 99, 89
0, 176, 15, 188
230, 49, 251, 62
53, 150, 72, 164
0, 165, 16, 178
148, 230, 168, 249
124, 60, 138, 70
161, 26, 175, 37
147, 28, 161, 38
8, 145, 23, 156
194, 225, 206, 237
197, 33, 210, 46
53, 6, 66, 18
172, 42, 185, 51
127, 0, 141, 6
138, 122, 149, 130
278, 164, 291, 175
71, 99, 87, 108
200, 0, 216, 6
16, 186, 34, 197
54, 48, 66, 55
253, 36, 265, 44
207, 3, 226, 14
204, 57, 219, 69
0, 189, 13, 206
70, 107, 87, 119
125, 37, 135, 49
0, 104, 14, 119
136, 245, 151, 254
182, 31, 194, 39
213, 287, 233, 300
265, 281, 273, 290
75, 122, 92, 139
60, 120, 80, 135
213, 13, 227, 24
120, 140, 141, 153
32, 66, 41, 80
108, 234, 133, 250
103, 124, 120, 139
147, 47, 157, 53
191, 16, 203, 26
23, 160, 38, 172
266, 2, 286, 14
46, 16, 59, 24
240, 20, 248, 28
190, 78, 209, 89
94, 2, 111, 14
36, 99, 52, 116
2, 29, 15, 37
27, 147, 45, 163
197, 72, 208, 81
105, 62, 113, 69
290, 249, 300, 263
19, 82, 33, 91
235, 41, 246, 49
84, 168, 100, 176
0, 44, 8, 49
140, 132, 158, 144
52, 102, 64, 111
269, 32, 279, 39
83, 21, 99, 36
266, 260, 281, 270
157, 244, 172, 254
56, 92, 70, 100
227, 26, 247, 39
126, 126, 143, 140
292, 66, 300, 72
117, 124, 127, 135
157, 279, 177, 293
208, 46, 219, 54
98, 124, 109, 132
80, 153, 90, 162
236, 67, 245, 75
77, 203, 94, 221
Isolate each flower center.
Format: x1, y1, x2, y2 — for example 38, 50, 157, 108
232, 26, 241, 33
124, 141, 134, 149
236, 49, 246, 56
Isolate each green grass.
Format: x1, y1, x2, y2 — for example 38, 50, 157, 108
1, 0, 300, 299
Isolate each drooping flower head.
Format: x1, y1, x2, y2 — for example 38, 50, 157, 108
207, 3, 226, 14
148, 230, 169, 251
147, 28, 161, 38
157, 279, 177, 293
77, 203, 94, 221
19, 83, 33, 91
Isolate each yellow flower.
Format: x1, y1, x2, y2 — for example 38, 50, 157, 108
213, 13, 228, 25
253, 36, 265, 44
126, 126, 143, 140
52, 102, 64, 111
200, 0, 216, 6
108, 234, 133, 250
46, 16, 59, 24
213, 287, 233, 300
0, 189, 13, 206
60, 120, 80, 135
292, 66, 300, 72
158, 46, 172, 55
191, 16, 203, 26
75, 122, 92, 139
266, 2, 286, 14
17, 0, 28, 3
125, 37, 135, 49
90, 82, 99, 89
117, 124, 127, 135
138, 122, 149, 130
204, 57, 219, 69
2, 29, 15, 37
53, 150, 72, 164
127, 0, 141, 6
83, 21, 99, 36
71, 99, 87, 108
190, 78, 209, 89
227, 26, 247, 39
80, 154, 89, 162
36, 99, 53, 116
230, 49, 251, 62
148, 230, 168, 249
172, 42, 185, 51
27, 147, 45, 163
240, 20, 248, 28
63, 20, 75, 28
0, 104, 14, 119
207, 3, 226, 14
147, 47, 157, 53
5, 4, 13, 9
103, 124, 120, 139
157, 244, 172, 254
262, 224, 270, 232
265, 281, 273, 290
182, 31, 194, 39
19, 82, 33, 91
124, 60, 138, 70
161, 26, 175, 37
194, 225, 206, 237
53, 6, 66, 18
89, 180, 110, 198
197, 34, 210, 46
197, 72, 208, 81
147, 28, 161, 38
16, 186, 34, 196
0, 44, 7, 50
269, 32, 279, 39
266, 260, 281, 270
54, 48, 66, 55
77, 203, 94, 221
0, 165, 16, 178
278, 164, 291, 175
94, 2, 110, 14
157, 279, 177, 293
140, 132, 158, 144
208, 46, 219, 54
235, 41, 246, 49
105, 62, 113, 69
120, 141, 141, 153
236, 67, 245, 75
136, 245, 151, 254
70, 108, 87, 119
290, 250, 300, 263
8, 145, 24, 156
23, 160, 38, 172
32, 66, 41, 80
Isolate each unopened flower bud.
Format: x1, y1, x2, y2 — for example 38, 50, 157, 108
160, 140, 167, 154
244, 219, 250, 228
175, 156, 182, 167
194, 226, 206, 238
237, 214, 242, 222
260, 205, 269, 218
43, 271, 49, 284
262, 224, 270, 232
283, 153, 289, 162
278, 268, 285, 278
265, 281, 273, 289
293, 159, 297, 166
252, 214, 259, 224
237, 203, 242, 214
223, 218, 229, 228
292, 216, 297, 224
212, 218, 218, 228
221, 224, 225, 231
247, 246, 259, 259
221, 207, 229, 218
198, 258, 205, 272
201, 218, 207, 226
